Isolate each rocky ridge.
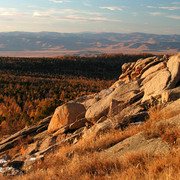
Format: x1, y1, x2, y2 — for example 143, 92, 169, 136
0, 53, 180, 176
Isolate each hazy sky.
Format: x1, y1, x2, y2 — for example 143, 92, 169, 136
0, 0, 180, 34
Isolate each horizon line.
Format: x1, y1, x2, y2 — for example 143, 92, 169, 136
0, 31, 180, 36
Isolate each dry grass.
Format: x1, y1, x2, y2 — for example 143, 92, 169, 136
143, 106, 180, 146
11, 104, 180, 180
15, 147, 180, 180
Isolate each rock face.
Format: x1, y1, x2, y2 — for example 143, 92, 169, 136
119, 53, 180, 102
48, 102, 86, 133
0, 53, 180, 176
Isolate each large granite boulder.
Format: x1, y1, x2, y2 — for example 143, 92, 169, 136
48, 102, 86, 133
166, 53, 180, 89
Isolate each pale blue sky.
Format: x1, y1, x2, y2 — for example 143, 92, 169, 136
0, 0, 180, 34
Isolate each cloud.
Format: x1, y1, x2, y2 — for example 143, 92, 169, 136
146, 5, 180, 11
33, 11, 51, 18
32, 8, 103, 19
50, 0, 71, 3
146, 6, 156, 9
62, 15, 121, 22
50, 0, 64, 3
149, 12, 162, 16
31, 8, 120, 23
0, 8, 18, 16
146, 6, 180, 11
166, 15, 180, 20
159, 6, 180, 10
100, 6, 123, 11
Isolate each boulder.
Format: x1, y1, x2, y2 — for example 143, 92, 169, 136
130, 57, 157, 79
110, 80, 124, 89
161, 87, 180, 103
82, 120, 114, 139
83, 98, 98, 110
38, 137, 52, 152
102, 131, 171, 159
140, 70, 160, 86
69, 118, 88, 130
134, 56, 157, 70
140, 58, 163, 75
141, 62, 166, 79
24, 141, 38, 155
141, 69, 171, 102
94, 88, 114, 100
52, 125, 69, 137
108, 99, 122, 116
121, 62, 132, 73
110, 101, 146, 124
48, 102, 86, 133
166, 53, 180, 89
85, 95, 112, 124
85, 80, 141, 123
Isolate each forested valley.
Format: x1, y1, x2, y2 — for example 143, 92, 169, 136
0, 53, 155, 135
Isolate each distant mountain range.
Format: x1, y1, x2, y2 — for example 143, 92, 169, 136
0, 32, 179, 57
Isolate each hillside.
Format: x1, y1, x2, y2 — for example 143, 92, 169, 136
0, 32, 180, 56
0, 53, 180, 179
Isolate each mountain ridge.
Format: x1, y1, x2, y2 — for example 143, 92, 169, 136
0, 32, 179, 57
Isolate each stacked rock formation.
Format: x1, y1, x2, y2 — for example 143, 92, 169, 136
0, 53, 179, 176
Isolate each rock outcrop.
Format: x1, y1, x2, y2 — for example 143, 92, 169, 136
0, 53, 180, 176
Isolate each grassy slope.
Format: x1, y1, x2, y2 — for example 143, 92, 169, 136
10, 104, 180, 180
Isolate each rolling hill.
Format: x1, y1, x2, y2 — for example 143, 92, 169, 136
0, 32, 180, 56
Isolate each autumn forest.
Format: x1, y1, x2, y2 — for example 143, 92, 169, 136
0, 53, 155, 135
